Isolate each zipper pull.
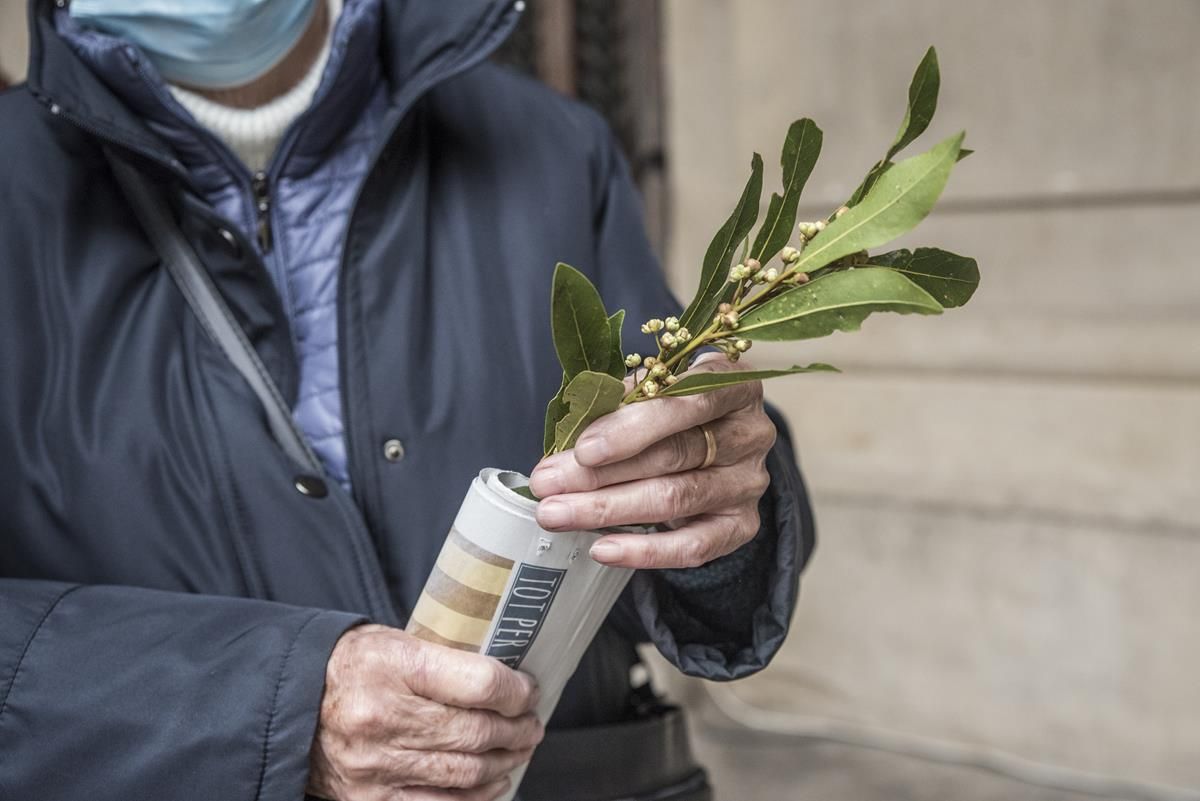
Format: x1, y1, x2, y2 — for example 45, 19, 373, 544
251, 170, 273, 253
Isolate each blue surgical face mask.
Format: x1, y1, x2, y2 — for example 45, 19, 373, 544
70, 0, 320, 89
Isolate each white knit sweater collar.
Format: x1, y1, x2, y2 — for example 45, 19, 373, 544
169, 0, 343, 173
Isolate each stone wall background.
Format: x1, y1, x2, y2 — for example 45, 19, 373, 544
0, 0, 28, 85
659, 1, 1199, 797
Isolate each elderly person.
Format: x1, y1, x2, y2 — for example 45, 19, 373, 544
0, 1, 815, 799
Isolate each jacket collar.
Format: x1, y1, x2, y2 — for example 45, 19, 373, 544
25, 0, 524, 173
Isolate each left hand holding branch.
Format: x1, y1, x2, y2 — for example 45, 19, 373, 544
529, 353, 775, 569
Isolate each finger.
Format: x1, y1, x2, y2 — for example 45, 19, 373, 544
534, 465, 766, 532
589, 510, 762, 569
414, 708, 544, 754
530, 427, 708, 496
531, 409, 775, 498
403, 777, 512, 801
571, 366, 762, 468
406, 748, 533, 790
406, 644, 538, 717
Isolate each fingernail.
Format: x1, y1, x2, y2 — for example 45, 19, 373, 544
528, 466, 562, 496
590, 540, 623, 563
536, 500, 572, 530
574, 434, 609, 465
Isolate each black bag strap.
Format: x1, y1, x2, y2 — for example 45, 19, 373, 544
107, 152, 323, 474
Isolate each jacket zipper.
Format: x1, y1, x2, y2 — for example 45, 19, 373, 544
251, 170, 273, 254
336, 4, 525, 622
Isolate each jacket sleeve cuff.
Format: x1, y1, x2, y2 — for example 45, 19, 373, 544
626, 406, 815, 681
258, 610, 366, 801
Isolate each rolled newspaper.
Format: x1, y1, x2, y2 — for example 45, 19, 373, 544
406, 468, 639, 800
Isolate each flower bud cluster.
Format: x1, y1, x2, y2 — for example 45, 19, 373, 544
658, 326, 691, 350
640, 318, 664, 334
779, 246, 801, 264
797, 220, 826, 240
624, 353, 642, 368
730, 257, 764, 284
712, 302, 740, 330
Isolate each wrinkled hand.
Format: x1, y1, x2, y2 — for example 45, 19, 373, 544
308, 624, 543, 801
529, 353, 775, 569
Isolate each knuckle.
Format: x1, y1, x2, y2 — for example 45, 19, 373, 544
578, 467, 604, 492
737, 509, 761, 541
666, 433, 693, 472
696, 391, 720, 418
343, 696, 382, 732
756, 416, 777, 450
341, 745, 384, 782
449, 754, 488, 788
402, 641, 436, 688
475, 662, 508, 704
749, 465, 771, 497
661, 477, 690, 519
587, 492, 612, 527
454, 714, 494, 752
678, 536, 711, 568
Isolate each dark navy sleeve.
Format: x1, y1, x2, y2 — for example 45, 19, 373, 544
0, 579, 364, 801
587, 119, 816, 680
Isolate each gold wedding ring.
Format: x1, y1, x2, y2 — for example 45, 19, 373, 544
699, 423, 718, 469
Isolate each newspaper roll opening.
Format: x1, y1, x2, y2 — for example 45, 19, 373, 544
406, 468, 640, 801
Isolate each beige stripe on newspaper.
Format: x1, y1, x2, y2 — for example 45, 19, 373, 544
437, 538, 513, 597
410, 592, 493, 646
448, 527, 515, 568
425, 565, 503, 621
407, 621, 480, 653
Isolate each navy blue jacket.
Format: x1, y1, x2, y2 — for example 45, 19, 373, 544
0, 1, 816, 798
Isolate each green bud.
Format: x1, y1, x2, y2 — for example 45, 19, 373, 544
798, 222, 819, 239
676, 327, 691, 342
643, 356, 659, 367
643, 380, 660, 396
834, 205, 850, 219
664, 316, 680, 332
665, 374, 679, 386
734, 339, 752, 352
717, 303, 733, 314
764, 267, 780, 282
720, 310, 740, 329
624, 353, 642, 368
779, 246, 801, 264
660, 332, 678, 348
814, 219, 827, 233
650, 363, 669, 379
